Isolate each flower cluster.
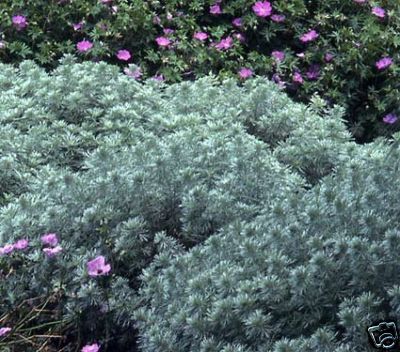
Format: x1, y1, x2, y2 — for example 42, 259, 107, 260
41, 233, 62, 257
0, 238, 28, 255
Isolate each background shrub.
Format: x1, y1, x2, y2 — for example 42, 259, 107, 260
1, 1, 400, 142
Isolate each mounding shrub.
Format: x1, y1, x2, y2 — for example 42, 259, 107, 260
0, 59, 363, 351
0, 56, 355, 207
134, 134, 400, 351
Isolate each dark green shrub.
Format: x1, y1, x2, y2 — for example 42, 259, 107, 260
1, 1, 400, 141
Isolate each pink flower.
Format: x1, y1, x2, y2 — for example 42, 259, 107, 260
271, 14, 285, 22
124, 67, 142, 79
238, 67, 253, 79
14, 239, 29, 250
232, 18, 243, 27
215, 36, 233, 50
300, 30, 319, 43
306, 64, 320, 80
82, 343, 100, 352
0, 327, 11, 337
87, 256, 111, 277
163, 28, 174, 35
252, 1, 272, 17
166, 13, 173, 20
293, 71, 304, 84
76, 40, 93, 52
271, 50, 285, 62
98, 23, 107, 31
156, 36, 171, 47
12, 15, 28, 30
153, 74, 164, 81
43, 246, 63, 257
383, 113, 398, 124
272, 73, 286, 89
233, 33, 246, 43
210, 4, 222, 14
372, 6, 385, 18
193, 32, 208, 41
0, 244, 14, 255
376, 57, 393, 70
153, 16, 161, 25
41, 233, 58, 247
324, 52, 334, 62
73, 21, 84, 31
116, 49, 131, 61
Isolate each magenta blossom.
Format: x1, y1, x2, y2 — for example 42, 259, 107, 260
376, 57, 393, 70
293, 71, 304, 84
77, 40, 93, 52
271, 14, 285, 22
97, 23, 107, 31
73, 21, 84, 31
383, 113, 398, 124
193, 32, 208, 41
82, 343, 100, 352
234, 33, 246, 43
153, 16, 161, 25
300, 30, 319, 43
324, 53, 334, 62
238, 67, 253, 79
232, 18, 243, 27
87, 256, 111, 277
156, 36, 171, 47
215, 36, 233, 50
41, 233, 58, 247
43, 246, 63, 257
272, 73, 286, 89
116, 49, 131, 61
0, 244, 14, 255
252, 1, 272, 17
210, 4, 222, 14
166, 12, 173, 20
0, 327, 11, 337
124, 67, 142, 80
163, 28, 174, 35
153, 74, 164, 81
12, 15, 28, 30
271, 50, 285, 62
14, 239, 29, 250
306, 64, 320, 80
372, 7, 385, 18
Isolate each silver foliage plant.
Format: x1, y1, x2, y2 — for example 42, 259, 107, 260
0, 56, 397, 351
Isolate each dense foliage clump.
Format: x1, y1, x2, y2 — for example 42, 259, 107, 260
1, 1, 400, 141
0, 59, 398, 351
135, 141, 400, 351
